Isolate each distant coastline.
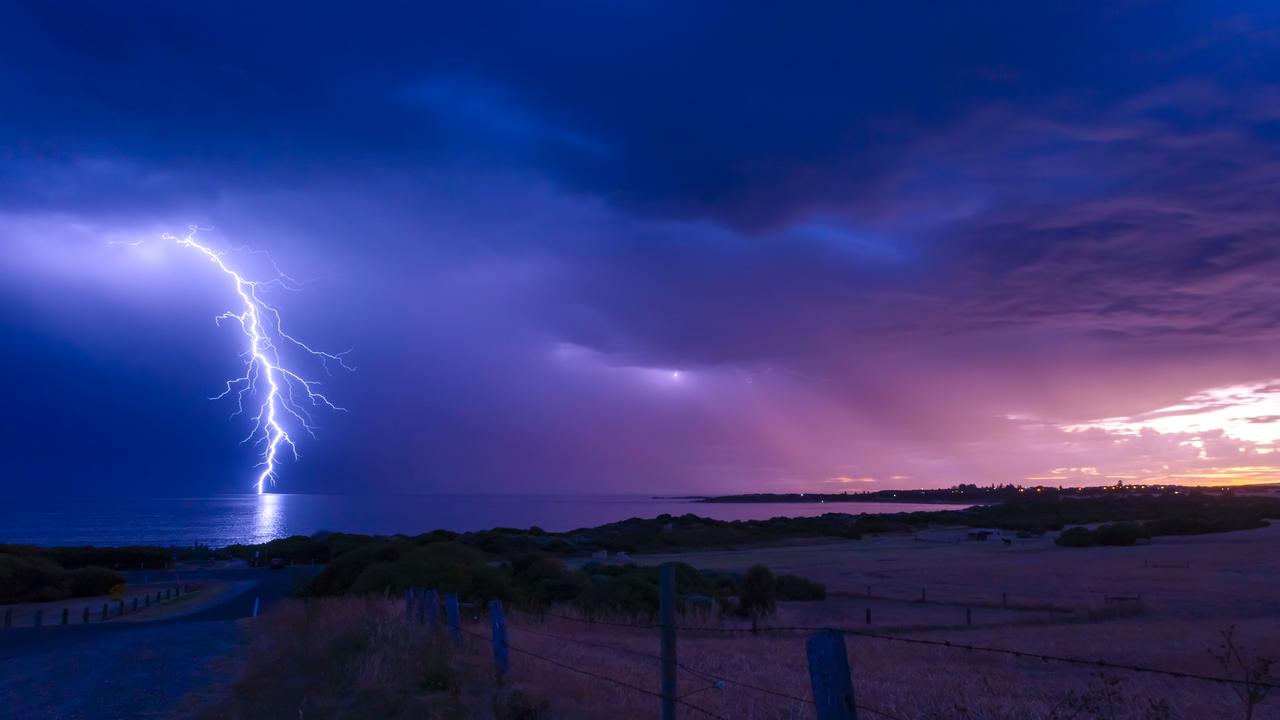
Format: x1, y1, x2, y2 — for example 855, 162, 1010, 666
685, 481, 1280, 505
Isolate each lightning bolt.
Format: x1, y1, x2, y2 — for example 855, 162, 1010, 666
158, 227, 353, 494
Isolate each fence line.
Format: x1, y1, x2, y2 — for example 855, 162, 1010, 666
492, 612, 911, 720
536, 606, 1276, 691
459, 626, 732, 720
672, 624, 1280, 691
410, 566, 1276, 720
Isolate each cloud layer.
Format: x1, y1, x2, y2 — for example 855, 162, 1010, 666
2, 2, 1279, 494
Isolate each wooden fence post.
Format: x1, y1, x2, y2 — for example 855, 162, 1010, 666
920, 588, 926, 602
660, 562, 678, 720
405, 589, 415, 622
83, 607, 90, 624
806, 630, 857, 720
864, 608, 870, 626
490, 600, 509, 677
425, 590, 440, 630
3, 607, 11, 628
445, 593, 462, 644
252, 597, 261, 618
965, 608, 972, 626
61, 608, 69, 625
416, 588, 428, 625
1001, 590, 1007, 608
34, 609, 43, 627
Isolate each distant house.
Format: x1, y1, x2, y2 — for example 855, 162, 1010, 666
966, 529, 997, 541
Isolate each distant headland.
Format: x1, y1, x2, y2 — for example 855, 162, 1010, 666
686, 481, 1280, 504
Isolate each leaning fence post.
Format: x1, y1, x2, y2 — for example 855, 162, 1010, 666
806, 629, 857, 720
490, 600, 509, 677
445, 593, 462, 644
425, 590, 440, 630
252, 597, 260, 618
416, 588, 428, 625
660, 562, 678, 720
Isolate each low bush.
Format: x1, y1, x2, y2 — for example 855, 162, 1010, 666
0, 552, 124, 603
775, 573, 826, 600
1055, 522, 1151, 547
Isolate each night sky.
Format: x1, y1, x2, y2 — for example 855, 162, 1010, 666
3, 3, 1280, 497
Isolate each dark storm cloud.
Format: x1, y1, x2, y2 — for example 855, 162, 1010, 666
4, 2, 1280, 494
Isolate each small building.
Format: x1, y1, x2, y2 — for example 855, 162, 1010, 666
966, 529, 997, 541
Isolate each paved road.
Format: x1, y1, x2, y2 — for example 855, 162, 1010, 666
0, 566, 316, 720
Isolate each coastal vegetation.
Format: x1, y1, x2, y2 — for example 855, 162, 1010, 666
302, 542, 823, 618
221, 489, 1280, 571
0, 546, 126, 603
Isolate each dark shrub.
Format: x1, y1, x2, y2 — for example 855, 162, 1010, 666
0, 553, 118, 602
46, 546, 170, 570
1055, 527, 1097, 547
1094, 522, 1152, 546
1055, 522, 1151, 547
68, 566, 125, 597
775, 573, 826, 601
347, 543, 515, 601
737, 565, 777, 629
307, 542, 406, 596
0, 553, 70, 602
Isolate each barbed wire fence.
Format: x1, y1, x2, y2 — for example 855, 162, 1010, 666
403, 563, 1278, 720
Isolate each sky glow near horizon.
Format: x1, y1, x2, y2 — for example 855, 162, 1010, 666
3, 3, 1280, 495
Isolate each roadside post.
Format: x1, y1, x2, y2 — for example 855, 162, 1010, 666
61, 608, 69, 625
660, 562, 678, 720
252, 597, 260, 618
416, 589, 428, 625
806, 629, 858, 720
83, 607, 90, 624
3, 607, 11, 628
490, 600, 509, 678
445, 593, 462, 644
425, 589, 440, 630
34, 609, 42, 627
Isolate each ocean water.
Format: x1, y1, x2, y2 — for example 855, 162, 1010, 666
0, 494, 971, 548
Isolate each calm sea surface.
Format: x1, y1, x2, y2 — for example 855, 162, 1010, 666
0, 494, 971, 548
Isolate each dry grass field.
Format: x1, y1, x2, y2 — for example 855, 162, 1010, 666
186, 524, 1280, 719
